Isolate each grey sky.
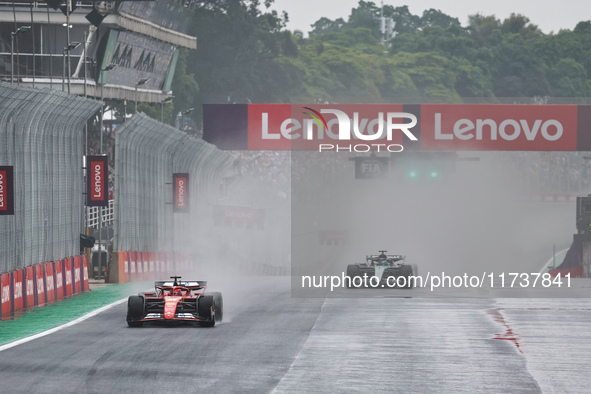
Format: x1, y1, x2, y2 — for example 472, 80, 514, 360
270, 0, 591, 35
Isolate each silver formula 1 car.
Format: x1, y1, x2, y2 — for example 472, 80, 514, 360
346, 251, 418, 288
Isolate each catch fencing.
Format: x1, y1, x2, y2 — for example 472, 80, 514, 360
0, 82, 101, 274
114, 113, 233, 257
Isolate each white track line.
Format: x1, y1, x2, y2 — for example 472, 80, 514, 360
0, 298, 127, 352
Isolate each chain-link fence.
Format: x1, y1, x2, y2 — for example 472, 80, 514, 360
86, 200, 114, 229
114, 112, 233, 255
0, 82, 101, 274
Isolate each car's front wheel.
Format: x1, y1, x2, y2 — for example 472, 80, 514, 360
127, 295, 144, 327
198, 295, 216, 327
208, 292, 223, 322
346, 264, 361, 288
400, 265, 414, 289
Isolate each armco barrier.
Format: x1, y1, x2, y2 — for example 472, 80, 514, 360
0, 255, 88, 318
35, 264, 45, 306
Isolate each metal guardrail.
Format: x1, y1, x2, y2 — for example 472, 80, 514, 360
86, 199, 114, 229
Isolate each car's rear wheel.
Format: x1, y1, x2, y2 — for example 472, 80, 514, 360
198, 295, 215, 327
127, 295, 144, 327
346, 264, 361, 288
209, 292, 223, 322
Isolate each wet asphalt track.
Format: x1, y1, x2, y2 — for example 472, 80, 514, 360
1, 277, 590, 393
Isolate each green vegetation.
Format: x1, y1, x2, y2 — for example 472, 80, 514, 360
165, 0, 591, 123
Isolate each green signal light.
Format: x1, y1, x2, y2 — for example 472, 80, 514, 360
408, 170, 417, 178
430, 171, 439, 178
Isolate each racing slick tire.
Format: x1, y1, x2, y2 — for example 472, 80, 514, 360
209, 292, 223, 322
346, 264, 361, 288
127, 295, 145, 327
400, 265, 414, 289
198, 295, 216, 327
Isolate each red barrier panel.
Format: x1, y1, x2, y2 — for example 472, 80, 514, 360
73, 256, 82, 295
117, 251, 128, 283
175, 253, 182, 273
136, 252, 144, 281
44, 262, 55, 304
64, 258, 73, 297
1, 273, 10, 317
148, 252, 155, 280
25, 266, 34, 308
129, 252, 137, 282
55, 262, 64, 300
549, 265, 584, 278
12, 269, 24, 312
153, 252, 159, 275
143, 252, 149, 280
82, 255, 89, 291
158, 252, 165, 275
166, 253, 173, 276
35, 264, 46, 306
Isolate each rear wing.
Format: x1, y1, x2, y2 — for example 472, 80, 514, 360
155, 280, 207, 289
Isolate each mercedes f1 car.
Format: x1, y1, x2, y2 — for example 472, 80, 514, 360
346, 251, 417, 289
126, 276, 223, 327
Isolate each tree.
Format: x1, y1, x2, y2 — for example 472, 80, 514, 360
309, 17, 346, 36
467, 14, 501, 44
421, 9, 461, 29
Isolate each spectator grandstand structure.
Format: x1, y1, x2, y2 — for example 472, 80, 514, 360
0, 0, 195, 103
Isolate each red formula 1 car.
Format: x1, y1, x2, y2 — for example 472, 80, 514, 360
126, 276, 223, 327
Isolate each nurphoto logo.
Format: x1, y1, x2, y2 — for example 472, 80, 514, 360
301, 107, 419, 152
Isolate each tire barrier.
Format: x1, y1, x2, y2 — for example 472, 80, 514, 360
0, 256, 91, 318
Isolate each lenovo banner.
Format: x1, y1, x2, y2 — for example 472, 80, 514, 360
173, 173, 190, 212
419, 104, 578, 151
203, 103, 591, 151
87, 156, 109, 207
0, 166, 14, 215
